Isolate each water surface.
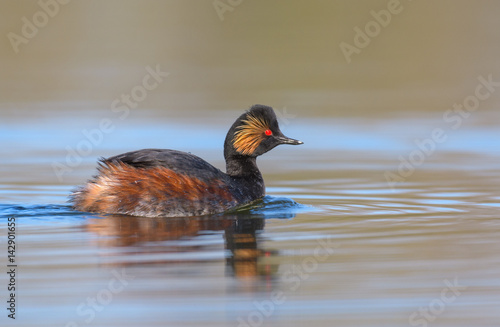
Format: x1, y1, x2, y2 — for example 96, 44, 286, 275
1, 110, 499, 327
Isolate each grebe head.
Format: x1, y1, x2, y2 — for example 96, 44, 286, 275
224, 104, 303, 159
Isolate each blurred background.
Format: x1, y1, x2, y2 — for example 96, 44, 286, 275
2, 0, 500, 114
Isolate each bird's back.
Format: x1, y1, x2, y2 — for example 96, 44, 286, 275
71, 149, 241, 217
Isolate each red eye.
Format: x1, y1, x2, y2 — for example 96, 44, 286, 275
264, 129, 272, 136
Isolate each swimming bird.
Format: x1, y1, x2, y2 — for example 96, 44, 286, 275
71, 104, 302, 217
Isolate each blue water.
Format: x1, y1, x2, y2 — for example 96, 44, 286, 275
1, 109, 500, 327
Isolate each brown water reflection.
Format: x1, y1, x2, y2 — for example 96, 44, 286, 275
85, 213, 276, 280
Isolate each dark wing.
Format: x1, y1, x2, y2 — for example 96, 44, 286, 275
104, 149, 225, 182
71, 149, 243, 217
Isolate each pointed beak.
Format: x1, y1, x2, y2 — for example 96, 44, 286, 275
276, 136, 303, 145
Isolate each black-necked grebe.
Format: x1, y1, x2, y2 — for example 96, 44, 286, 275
71, 104, 302, 217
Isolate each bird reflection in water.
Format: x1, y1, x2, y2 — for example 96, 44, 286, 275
84, 210, 295, 280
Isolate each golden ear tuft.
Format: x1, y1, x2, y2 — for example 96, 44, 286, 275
233, 112, 271, 155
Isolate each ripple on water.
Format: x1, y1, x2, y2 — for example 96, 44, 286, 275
0, 203, 81, 220
230, 195, 318, 218
267, 177, 499, 218
0, 195, 314, 222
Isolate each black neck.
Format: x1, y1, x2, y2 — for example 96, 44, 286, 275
223, 118, 265, 200
225, 155, 265, 201
225, 155, 261, 178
